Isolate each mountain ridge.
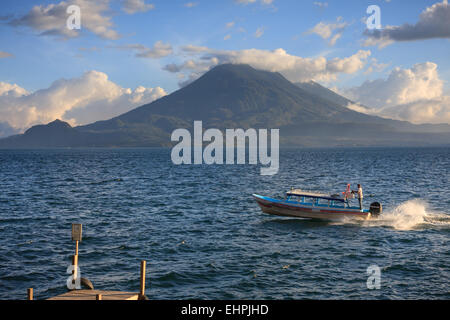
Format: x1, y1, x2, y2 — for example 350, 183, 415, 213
1, 63, 450, 148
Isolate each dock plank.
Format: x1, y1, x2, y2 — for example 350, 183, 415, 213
47, 290, 140, 300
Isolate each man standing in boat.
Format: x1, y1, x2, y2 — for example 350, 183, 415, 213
353, 184, 363, 211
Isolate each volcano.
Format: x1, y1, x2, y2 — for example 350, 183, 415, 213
1, 63, 449, 148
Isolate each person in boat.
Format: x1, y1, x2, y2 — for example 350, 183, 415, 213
342, 184, 352, 207
352, 184, 363, 210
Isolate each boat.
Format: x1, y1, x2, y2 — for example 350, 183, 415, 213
252, 188, 382, 220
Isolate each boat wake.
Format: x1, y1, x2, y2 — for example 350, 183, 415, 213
337, 199, 450, 231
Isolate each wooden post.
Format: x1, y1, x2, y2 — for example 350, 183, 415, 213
139, 260, 146, 299
96, 294, 102, 300
27, 288, 33, 300
72, 254, 78, 285
75, 240, 79, 256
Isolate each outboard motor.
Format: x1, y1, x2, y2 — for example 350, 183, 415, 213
369, 202, 382, 217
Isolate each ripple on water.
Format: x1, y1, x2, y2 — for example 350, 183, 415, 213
0, 147, 449, 299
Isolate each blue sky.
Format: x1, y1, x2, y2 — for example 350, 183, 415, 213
0, 0, 449, 134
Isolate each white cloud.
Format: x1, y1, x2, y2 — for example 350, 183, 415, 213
224, 34, 231, 40
0, 51, 13, 58
254, 27, 265, 38
0, 71, 167, 131
341, 62, 450, 124
122, 0, 155, 14
344, 62, 442, 107
135, 41, 173, 58
165, 46, 371, 86
235, 0, 257, 4
313, 2, 328, 8
345, 103, 374, 114
307, 17, 348, 46
114, 41, 173, 58
0, 82, 29, 97
235, 0, 274, 5
326, 50, 371, 74
364, 0, 450, 48
9, 0, 120, 40
226, 21, 235, 28
381, 97, 450, 124
180, 45, 210, 53
364, 58, 389, 75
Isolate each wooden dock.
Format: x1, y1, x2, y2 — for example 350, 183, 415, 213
47, 290, 140, 300
27, 224, 148, 301
29, 259, 147, 300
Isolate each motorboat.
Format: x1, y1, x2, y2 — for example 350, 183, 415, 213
252, 188, 382, 220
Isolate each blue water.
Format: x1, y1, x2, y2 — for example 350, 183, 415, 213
0, 147, 449, 300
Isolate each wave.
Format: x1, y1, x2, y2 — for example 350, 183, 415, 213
366, 199, 450, 231
332, 199, 450, 231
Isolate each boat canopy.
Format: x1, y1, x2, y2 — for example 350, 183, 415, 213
286, 189, 345, 202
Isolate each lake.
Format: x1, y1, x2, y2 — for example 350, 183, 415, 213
0, 147, 449, 299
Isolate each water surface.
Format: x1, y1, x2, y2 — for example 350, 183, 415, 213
0, 147, 449, 299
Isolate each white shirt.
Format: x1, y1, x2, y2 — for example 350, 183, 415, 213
358, 187, 363, 199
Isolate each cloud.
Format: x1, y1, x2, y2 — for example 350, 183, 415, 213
345, 103, 374, 114
344, 62, 443, 107
113, 41, 173, 58
164, 46, 371, 86
235, 0, 273, 5
122, 0, 155, 14
184, 2, 199, 8
226, 21, 235, 28
340, 62, 450, 124
180, 45, 210, 53
79, 46, 101, 52
378, 97, 450, 124
235, 0, 257, 4
9, 0, 120, 40
254, 27, 265, 38
0, 71, 167, 131
0, 122, 20, 138
325, 50, 371, 74
364, 0, 450, 48
363, 58, 389, 75
0, 82, 29, 97
224, 34, 231, 40
313, 2, 328, 8
0, 14, 14, 21
163, 58, 219, 85
0, 51, 14, 58
307, 16, 348, 45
